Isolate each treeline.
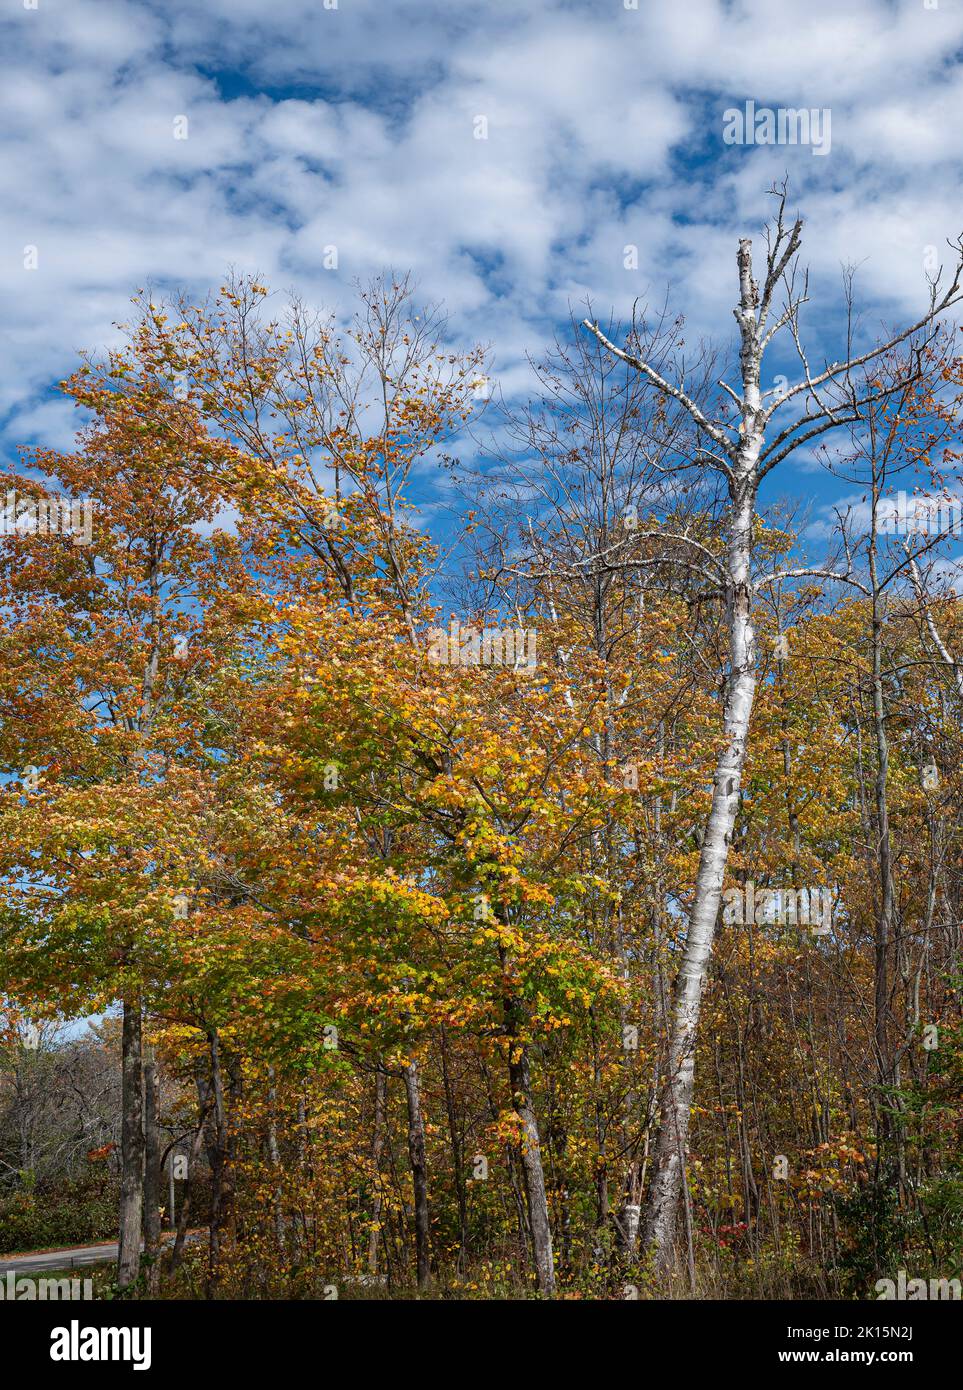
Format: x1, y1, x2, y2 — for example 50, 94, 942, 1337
0, 1025, 119, 1253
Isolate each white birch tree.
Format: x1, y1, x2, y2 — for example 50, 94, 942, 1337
584, 185, 963, 1272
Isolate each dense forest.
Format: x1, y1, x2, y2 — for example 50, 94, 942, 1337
1, 199, 962, 1300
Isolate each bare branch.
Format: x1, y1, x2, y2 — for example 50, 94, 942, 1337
768, 242, 963, 416
582, 319, 738, 462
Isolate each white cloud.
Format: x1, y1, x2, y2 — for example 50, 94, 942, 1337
2, 0, 962, 525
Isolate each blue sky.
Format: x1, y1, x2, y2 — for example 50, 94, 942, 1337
2, 0, 963, 543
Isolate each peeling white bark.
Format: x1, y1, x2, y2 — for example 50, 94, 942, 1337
640, 236, 763, 1267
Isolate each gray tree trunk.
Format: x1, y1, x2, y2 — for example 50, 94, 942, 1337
402, 1060, 430, 1289
143, 1045, 162, 1290
167, 1096, 212, 1280
117, 997, 145, 1289
508, 1039, 556, 1295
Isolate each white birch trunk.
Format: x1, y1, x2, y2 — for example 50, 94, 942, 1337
643, 238, 762, 1270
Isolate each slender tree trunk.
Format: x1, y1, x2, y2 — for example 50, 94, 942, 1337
198, 1028, 237, 1286
643, 237, 762, 1272
506, 1029, 556, 1296
643, 486, 758, 1268
439, 1030, 469, 1273
402, 1060, 430, 1289
496, 935, 557, 1295
612, 910, 641, 1253
367, 1068, 387, 1277
142, 1044, 161, 1290
867, 479, 908, 1202
775, 641, 803, 887
117, 996, 145, 1289
265, 1065, 286, 1256
167, 1098, 212, 1280
869, 546, 895, 1148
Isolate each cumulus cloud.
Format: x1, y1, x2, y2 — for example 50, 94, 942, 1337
2, 0, 961, 526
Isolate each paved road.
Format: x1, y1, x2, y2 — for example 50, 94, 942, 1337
0, 1232, 202, 1275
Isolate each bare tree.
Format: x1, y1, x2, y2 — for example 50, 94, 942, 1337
583, 184, 963, 1272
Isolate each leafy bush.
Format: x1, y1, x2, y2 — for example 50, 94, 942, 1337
0, 1174, 118, 1253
